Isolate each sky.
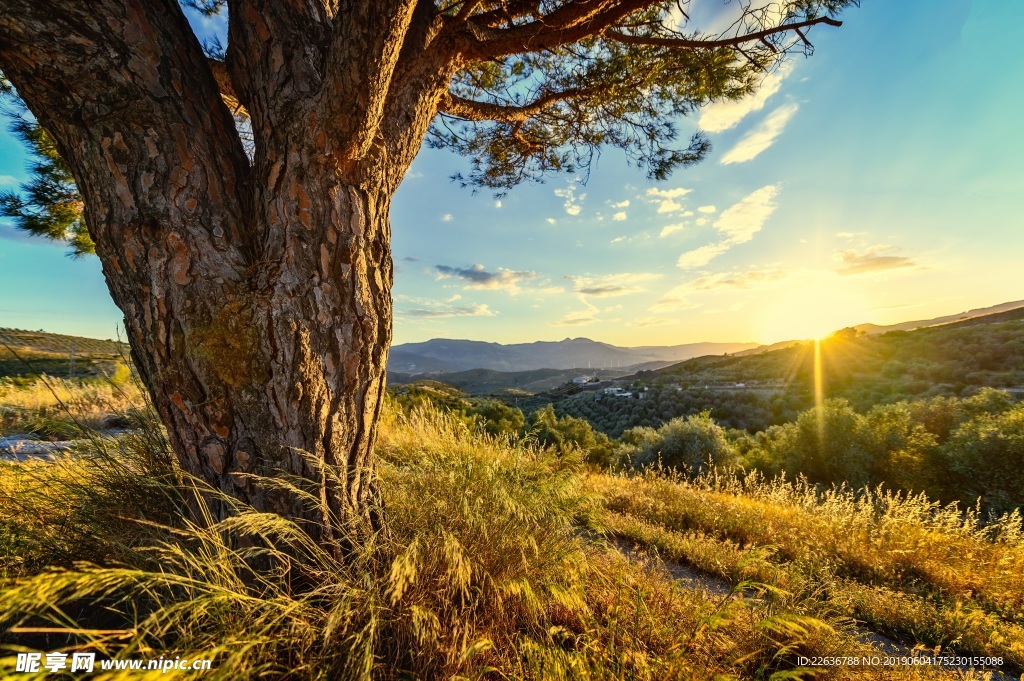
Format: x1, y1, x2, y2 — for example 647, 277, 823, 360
1, 0, 1022, 347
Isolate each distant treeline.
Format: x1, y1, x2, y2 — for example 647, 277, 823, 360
390, 382, 1024, 515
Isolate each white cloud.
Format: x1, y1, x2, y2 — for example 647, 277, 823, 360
675, 185, 780, 268
546, 218, 557, 225
0, 175, 18, 186
698, 205, 717, 213
554, 182, 585, 216
695, 217, 710, 226
568, 272, 661, 298
645, 186, 691, 214
441, 213, 454, 222
611, 199, 631, 208
495, 200, 502, 208
698, 64, 792, 133
612, 211, 627, 221
713, 185, 779, 244
721, 102, 800, 165
610, 236, 626, 244
646, 187, 691, 200
676, 242, 731, 268
659, 223, 686, 238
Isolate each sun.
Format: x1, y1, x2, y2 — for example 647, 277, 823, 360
758, 285, 871, 343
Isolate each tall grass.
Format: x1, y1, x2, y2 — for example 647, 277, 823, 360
0, 374, 142, 438
591, 468, 1024, 671
0, 398, 991, 679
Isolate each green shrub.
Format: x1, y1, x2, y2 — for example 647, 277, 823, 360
627, 411, 737, 473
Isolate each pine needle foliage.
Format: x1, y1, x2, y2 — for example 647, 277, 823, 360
0, 113, 93, 257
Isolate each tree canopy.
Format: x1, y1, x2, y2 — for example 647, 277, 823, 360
1, 0, 857, 252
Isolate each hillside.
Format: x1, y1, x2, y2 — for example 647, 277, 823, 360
535, 309, 1024, 437
854, 299, 1024, 335
0, 328, 129, 380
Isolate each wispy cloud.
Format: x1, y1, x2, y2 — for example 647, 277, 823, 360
685, 268, 787, 291
714, 184, 779, 243
675, 185, 780, 268
401, 303, 497, 319
440, 213, 454, 222
651, 266, 785, 313
550, 298, 601, 327
835, 246, 919, 275
721, 102, 799, 165
435, 264, 537, 291
611, 199, 630, 208
568, 272, 661, 298
676, 242, 731, 268
698, 63, 791, 133
0, 175, 18, 186
660, 223, 686, 238
612, 211, 627, 221
697, 205, 717, 213
632, 316, 677, 328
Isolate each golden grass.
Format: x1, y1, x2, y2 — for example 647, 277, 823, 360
590, 469, 1024, 670
0, 374, 142, 437
0, 401, 1004, 679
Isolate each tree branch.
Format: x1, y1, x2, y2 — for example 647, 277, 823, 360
323, 0, 421, 161
605, 15, 842, 50
438, 86, 601, 123
455, 0, 657, 60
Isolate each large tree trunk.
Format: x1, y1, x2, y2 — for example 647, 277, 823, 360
0, 0, 445, 548
118, 180, 394, 541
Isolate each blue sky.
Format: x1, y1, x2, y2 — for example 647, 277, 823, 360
1, 0, 1022, 346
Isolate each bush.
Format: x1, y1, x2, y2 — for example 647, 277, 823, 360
526, 404, 616, 467
627, 412, 737, 473
941, 404, 1024, 514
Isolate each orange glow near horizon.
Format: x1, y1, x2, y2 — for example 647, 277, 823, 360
758, 284, 872, 343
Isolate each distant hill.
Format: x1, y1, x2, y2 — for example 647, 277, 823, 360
643, 304, 1024, 408
389, 337, 759, 373
854, 299, 1024, 335
539, 307, 1024, 437
0, 328, 129, 380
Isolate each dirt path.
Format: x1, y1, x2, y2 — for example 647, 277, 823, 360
0, 435, 77, 461
611, 535, 1019, 680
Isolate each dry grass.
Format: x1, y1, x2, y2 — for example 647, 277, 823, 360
590, 469, 1024, 671
0, 401, 1006, 679
0, 374, 142, 438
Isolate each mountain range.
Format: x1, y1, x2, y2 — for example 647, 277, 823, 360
388, 338, 759, 374
391, 299, 1024, 375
